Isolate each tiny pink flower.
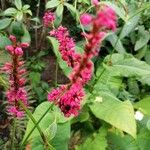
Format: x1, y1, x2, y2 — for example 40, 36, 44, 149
20, 42, 29, 48
15, 47, 23, 56
5, 45, 14, 54
9, 35, 16, 43
91, 0, 99, 6
80, 13, 92, 26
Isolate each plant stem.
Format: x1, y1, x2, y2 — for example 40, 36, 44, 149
55, 61, 58, 87
21, 103, 54, 148
35, 0, 41, 50
11, 118, 16, 150
18, 101, 52, 150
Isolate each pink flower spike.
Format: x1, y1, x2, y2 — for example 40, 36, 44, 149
20, 42, 29, 48
9, 35, 16, 43
91, 0, 99, 6
15, 47, 23, 56
43, 11, 55, 27
80, 13, 92, 26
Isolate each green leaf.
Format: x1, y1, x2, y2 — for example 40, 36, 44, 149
90, 92, 136, 138
56, 4, 64, 17
136, 127, 150, 150
134, 97, 150, 115
108, 132, 138, 150
134, 26, 150, 51
21, 25, 31, 43
23, 102, 69, 143
106, 33, 126, 53
44, 119, 57, 141
51, 121, 70, 150
46, 0, 60, 9
64, 3, 77, 17
0, 18, 12, 30
16, 11, 23, 21
3, 8, 17, 16
120, 15, 140, 39
76, 127, 108, 150
15, 0, 22, 10
0, 36, 12, 50
47, 36, 72, 76
22, 4, 30, 11
29, 72, 41, 85
23, 102, 55, 142
104, 54, 150, 85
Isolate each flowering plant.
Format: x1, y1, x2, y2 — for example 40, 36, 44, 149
0, 0, 150, 150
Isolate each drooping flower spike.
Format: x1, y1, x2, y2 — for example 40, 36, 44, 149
2, 35, 29, 118
47, 5, 117, 117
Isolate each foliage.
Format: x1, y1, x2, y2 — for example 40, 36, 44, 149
0, 0, 150, 150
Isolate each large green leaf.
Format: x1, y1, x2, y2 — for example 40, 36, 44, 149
51, 121, 70, 150
134, 97, 150, 115
0, 18, 12, 30
90, 92, 136, 138
47, 36, 72, 76
23, 102, 70, 149
104, 54, 150, 85
76, 127, 108, 150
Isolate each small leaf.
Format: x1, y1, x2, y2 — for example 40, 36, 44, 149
56, 4, 64, 17
0, 18, 12, 30
64, 3, 77, 17
3, 8, 17, 16
15, 0, 22, 10
134, 97, 150, 115
120, 15, 140, 39
21, 25, 31, 43
22, 4, 30, 10
106, 33, 126, 53
46, 0, 60, 9
16, 11, 23, 21
134, 26, 150, 51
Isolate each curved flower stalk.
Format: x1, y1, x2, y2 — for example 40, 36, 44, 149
1, 35, 29, 118
47, 5, 117, 117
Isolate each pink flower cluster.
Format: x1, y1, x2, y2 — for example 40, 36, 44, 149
50, 26, 81, 68
48, 5, 117, 117
43, 11, 55, 27
2, 35, 29, 118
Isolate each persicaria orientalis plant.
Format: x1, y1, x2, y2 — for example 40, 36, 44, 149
1, 35, 29, 118
47, 4, 117, 117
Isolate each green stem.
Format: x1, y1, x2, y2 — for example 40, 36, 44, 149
11, 118, 16, 150
55, 61, 58, 87
21, 103, 54, 147
18, 101, 51, 150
